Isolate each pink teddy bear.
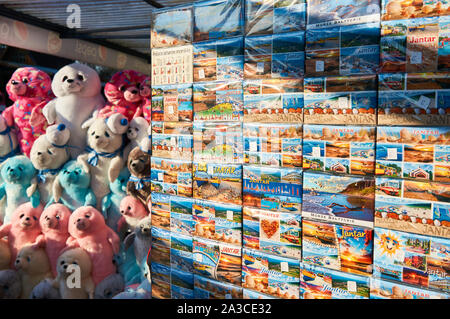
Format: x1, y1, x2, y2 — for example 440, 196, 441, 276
98, 70, 151, 122
3, 67, 54, 157
66, 206, 120, 285
33, 203, 71, 277
0, 202, 44, 268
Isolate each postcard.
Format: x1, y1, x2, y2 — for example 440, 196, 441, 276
303, 75, 377, 125
373, 227, 449, 292
151, 193, 194, 235
300, 263, 370, 299
244, 31, 305, 79
375, 126, 450, 182
194, 0, 244, 42
151, 84, 193, 122
302, 219, 374, 276
303, 125, 376, 175
193, 237, 242, 285
151, 45, 193, 85
193, 121, 243, 164
370, 278, 449, 299
193, 37, 244, 82
193, 162, 242, 205
243, 206, 301, 259
243, 122, 302, 168
302, 172, 375, 228
193, 199, 242, 245
375, 177, 450, 239
151, 122, 193, 161
305, 23, 380, 76
245, 0, 306, 35
307, 0, 380, 29
381, 0, 450, 21
242, 248, 300, 299
243, 165, 303, 213
150, 157, 193, 198
243, 78, 304, 122
380, 16, 450, 73
193, 80, 243, 121
243, 289, 277, 299
378, 73, 450, 126
151, 262, 195, 299
194, 275, 243, 299
151, 5, 193, 49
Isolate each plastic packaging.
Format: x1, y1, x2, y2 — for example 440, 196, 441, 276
194, 0, 244, 42
243, 206, 302, 259
243, 78, 304, 122
307, 0, 380, 29
244, 31, 305, 79
375, 177, 450, 239
242, 248, 300, 299
243, 166, 303, 213
150, 157, 193, 197
381, 16, 450, 73
302, 219, 374, 276
151, 5, 193, 48
193, 80, 244, 121
243, 122, 302, 168
245, 0, 306, 36
303, 75, 377, 125
193, 37, 244, 83
373, 227, 449, 292
302, 171, 375, 228
151, 45, 194, 86
305, 23, 380, 77
301, 263, 370, 299
303, 125, 376, 176
151, 84, 193, 122
378, 72, 450, 126
375, 126, 450, 182
381, 0, 450, 21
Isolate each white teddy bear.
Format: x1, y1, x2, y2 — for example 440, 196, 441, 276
43, 63, 105, 158
124, 117, 150, 159
30, 124, 71, 204
77, 112, 129, 210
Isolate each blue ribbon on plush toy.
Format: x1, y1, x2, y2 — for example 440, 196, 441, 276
128, 175, 152, 190
86, 146, 122, 167
37, 168, 61, 183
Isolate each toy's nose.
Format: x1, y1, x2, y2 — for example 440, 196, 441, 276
37, 152, 42, 156
67, 79, 74, 83
131, 90, 138, 94
15, 259, 20, 264
95, 135, 100, 139
63, 264, 68, 270
25, 217, 30, 221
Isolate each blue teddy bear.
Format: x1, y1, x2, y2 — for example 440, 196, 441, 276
0, 155, 40, 224
48, 160, 96, 211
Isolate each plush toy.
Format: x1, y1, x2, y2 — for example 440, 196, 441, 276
102, 167, 130, 234
126, 117, 150, 152
66, 206, 120, 285
15, 245, 52, 299
0, 239, 11, 270
30, 279, 60, 299
98, 70, 149, 121
0, 203, 43, 267
0, 114, 19, 164
123, 216, 151, 271
33, 204, 71, 277
126, 147, 152, 206
0, 269, 21, 299
3, 67, 54, 157
0, 155, 40, 224
118, 196, 149, 233
30, 124, 70, 204
77, 112, 128, 210
112, 280, 151, 299
139, 75, 152, 122
43, 63, 105, 158
50, 160, 96, 211
94, 273, 125, 299
52, 248, 95, 299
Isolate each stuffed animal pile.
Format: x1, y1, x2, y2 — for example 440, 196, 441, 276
0, 65, 152, 299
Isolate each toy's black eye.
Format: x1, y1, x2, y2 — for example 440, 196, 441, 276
22, 78, 28, 84
91, 131, 95, 136
56, 215, 60, 220
62, 76, 68, 82
74, 171, 79, 175
60, 261, 64, 265
105, 132, 110, 138
11, 80, 18, 85
119, 86, 126, 92
18, 166, 23, 172
77, 74, 84, 81
73, 261, 78, 265
33, 216, 37, 221
127, 206, 131, 210
26, 257, 31, 262
85, 214, 90, 218
47, 149, 53, 155
20, 214, 24, 219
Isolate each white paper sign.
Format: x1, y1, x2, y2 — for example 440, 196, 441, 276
316, 60, 324, 72
195, 254, 202, 262
250, 141, 257, 152
387, 148, 397, 160
170, 137, 176, 146
417, 95, 431, 108
280, 262, 289, 272
207, 166, 214, 175
257, 62, 265, 73
338, 97, 349, 109
158, 173, 164, 181
347, 281, 357, 292
312, 146, 321, 157
410, 51, 422, 65
168, 105, 174, 114
198, 68, 205, 79
227, 210, 233, 220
